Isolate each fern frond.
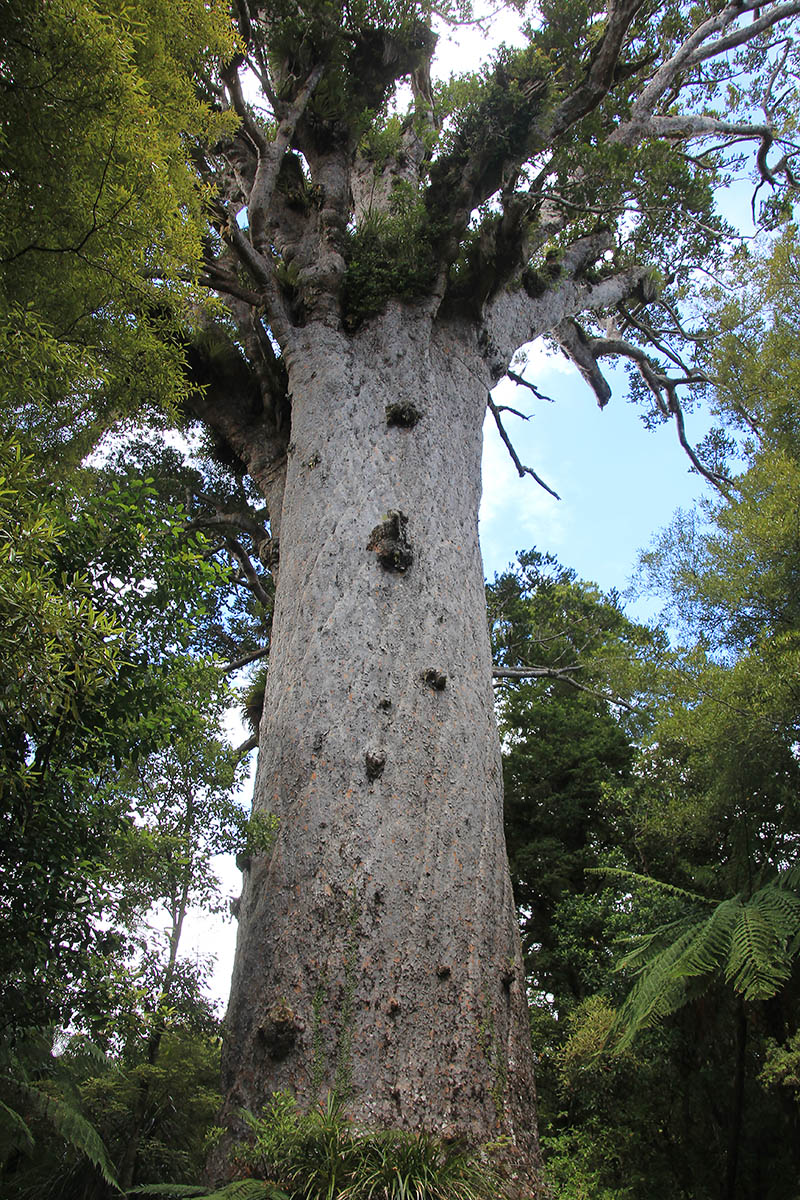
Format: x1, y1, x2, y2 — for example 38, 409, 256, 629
128, 1184, 286, 1200
127, 1187, 211, 1197
776, 862, 800, 892
64, 1033, 112, 1067
202, 1183, 289, 1200
750, 884, 800, 932
16, 1080, 121, 1191
726, 901, 792, 1001
614, 867, 800, 1049
677, 897, 740, 980
613, 924, 708, 1048
615, 916, 698, 972
0, 1097, 35, 1150
586, 867, 716, 905
613, 900, 742, 1048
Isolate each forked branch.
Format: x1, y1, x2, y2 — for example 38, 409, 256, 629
487, 393, 561, 500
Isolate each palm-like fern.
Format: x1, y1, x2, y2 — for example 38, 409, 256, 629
0, 1029, 121, 1191
611, 864, 800, 1047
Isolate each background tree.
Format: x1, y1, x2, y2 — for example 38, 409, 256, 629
501, 231, 800, 1200
487, 549, 658, 1003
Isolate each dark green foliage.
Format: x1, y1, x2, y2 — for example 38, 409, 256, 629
0, 1028, 224, 1199
494, 520, 800, 1197
342, 186, 440, 328
488, 549, 656, 1002
609, 867, 800, 1047
0, 1041, 121, 1196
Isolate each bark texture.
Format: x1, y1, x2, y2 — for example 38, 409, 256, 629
218, 305, 538, 1173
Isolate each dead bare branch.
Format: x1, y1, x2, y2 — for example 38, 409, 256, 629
487, 394, 561, 500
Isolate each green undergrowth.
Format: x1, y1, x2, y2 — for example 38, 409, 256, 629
134, 1091, 502, 1200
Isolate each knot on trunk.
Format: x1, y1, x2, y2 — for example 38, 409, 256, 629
365, 750, 386, 781
258, 997, 300, 1060
367, 510, 413, 573
385, 401, 422, 428
423, 668, 447, 690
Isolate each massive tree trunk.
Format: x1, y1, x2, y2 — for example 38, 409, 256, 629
219, 305, 539, 1170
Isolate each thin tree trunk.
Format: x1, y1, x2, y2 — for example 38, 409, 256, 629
216, 308, 539, 1184
723, 1000, 748, 1200
119, 803, 194, 1191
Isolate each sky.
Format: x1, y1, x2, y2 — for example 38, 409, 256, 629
190, 2, 763, 1006
479, 352, 710, 599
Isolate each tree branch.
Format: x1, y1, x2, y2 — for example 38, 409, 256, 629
553, 319, 613, 408
224, 538, 273, 607
221, 646, 270, 674
487, 394, 560, 500
614, 0, 800, 143
548, 0, 648, 138
588, 334, 732, 493
492, 664, 639, 712
187, 511, 271, 548
234, 733, 259, 760
484, 255, 650, 380
687, 1, 800, 67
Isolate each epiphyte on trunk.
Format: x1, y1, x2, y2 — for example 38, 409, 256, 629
258, 997, 299, 1060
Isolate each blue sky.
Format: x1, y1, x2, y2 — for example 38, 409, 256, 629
479, 348, 712, 613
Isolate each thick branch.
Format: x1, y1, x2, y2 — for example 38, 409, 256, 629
234, 733, 259, 760
548, 0, 648, 138
553, 319, 612, 408
484, 257, 650, 379
225, 538, 273, 608
613, 1, 800, 146
221, 646, 270, 675
687, 1, 800, 67
187, 511, 271, 547
246, 64, 325, 254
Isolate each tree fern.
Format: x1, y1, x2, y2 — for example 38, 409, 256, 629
10, 1077, 121, 1191
725, 901, 792, 1000
587, 866, 717, 906
127, 1187, 211, 1196
0, 1097, 34, 1151
611, 866, 800, 1046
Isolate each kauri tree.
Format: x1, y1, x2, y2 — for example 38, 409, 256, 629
186, 0, 800, 1185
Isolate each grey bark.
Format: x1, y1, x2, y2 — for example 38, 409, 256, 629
216, 304, 538, 1180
